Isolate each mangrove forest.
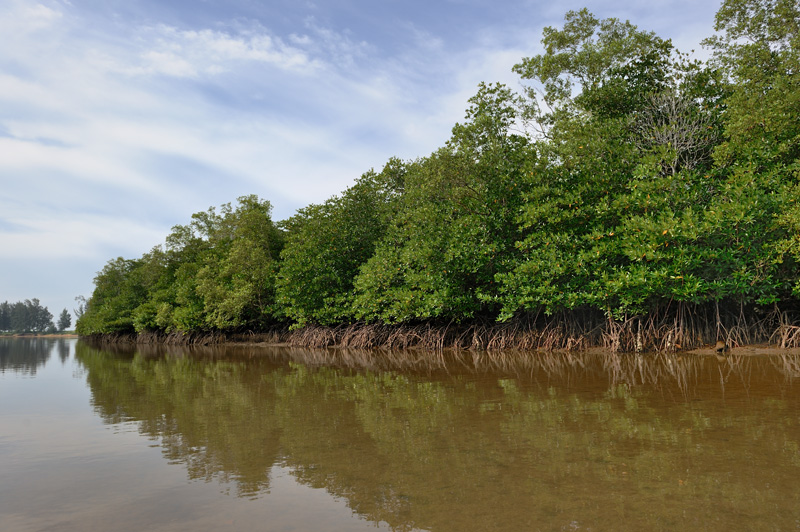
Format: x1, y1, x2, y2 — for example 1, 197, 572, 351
77, 0, 800, 351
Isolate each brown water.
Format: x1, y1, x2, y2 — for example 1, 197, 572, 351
2, 338, 800, 531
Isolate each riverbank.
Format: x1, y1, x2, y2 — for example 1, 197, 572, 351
2, 333, 79, 338
79, 316, 800, 353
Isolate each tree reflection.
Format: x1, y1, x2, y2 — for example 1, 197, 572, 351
56, 338, 71, 363
75, 342, 800, 531
0, 337, 55, 374
76, 343, 282, 498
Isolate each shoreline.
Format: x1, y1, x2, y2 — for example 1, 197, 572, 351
76, 328, 800, 356
3, 333, 79, 338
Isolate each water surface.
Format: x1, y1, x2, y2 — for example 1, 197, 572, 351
2, 338, 800, 531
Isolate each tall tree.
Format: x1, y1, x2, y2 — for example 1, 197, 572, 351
0, 301, 10, 332
76, 258, 146, 334
6, 299, 54, 332
57, 309, 72, 332
498, 9, 732, 320
74, 296, 86, 319
353, 83, 533, 323
276, 160, 406, 326
512, 8, 675, 127
705, 0, 800, 300
79, 195, 284, 335
194, 195, 284, 330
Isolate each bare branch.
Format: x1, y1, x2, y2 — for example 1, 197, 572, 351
632, 91, 719, 175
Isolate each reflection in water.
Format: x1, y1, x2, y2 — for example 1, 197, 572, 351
57, 338, 71, 363
73, 342, 800, 531
77, 344, 281, 498
0, 337, 58, 374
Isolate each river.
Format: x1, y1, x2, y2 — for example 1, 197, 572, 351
1, 337, 799, 531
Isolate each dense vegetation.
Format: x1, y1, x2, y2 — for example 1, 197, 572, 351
0, 299, 71, 333
77, 0, 800, 350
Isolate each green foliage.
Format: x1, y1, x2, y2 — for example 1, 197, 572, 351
78, 195, 283, 335
193, 195, 284, 330
0, 302, 9, 332
513, 8, 675, 124
496, 5, 797, 321
705, 0, 800, 169
0, 299, 55, 333
76, 257, 147, 334
57, 309, 71, 332
276, 160, 405, 326
702, 0, 800, 301
353, 83, 533, 323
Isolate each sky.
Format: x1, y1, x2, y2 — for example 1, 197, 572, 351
0, 0, 722, 324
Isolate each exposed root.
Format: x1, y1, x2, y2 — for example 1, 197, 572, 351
82, 326, 290, 347
81, 302, 800, 353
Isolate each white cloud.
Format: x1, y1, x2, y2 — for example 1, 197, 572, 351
0, 211, 166, 260
129, 24, 318, 79
17, 2, 62, 29
140, 50, 198, 78
301, 18, 373, 69
0, 137, 161, 194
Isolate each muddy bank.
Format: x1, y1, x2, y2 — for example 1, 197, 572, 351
79, 314, 800, 353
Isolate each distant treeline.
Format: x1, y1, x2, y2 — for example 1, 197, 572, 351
77, 1, 800, 350
1, 299, 72, 334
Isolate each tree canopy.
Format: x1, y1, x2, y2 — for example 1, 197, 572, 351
0, 299, 55, 333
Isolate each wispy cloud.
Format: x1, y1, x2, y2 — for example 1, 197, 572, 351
128, 24, 318, 78
0, 208, 167, 261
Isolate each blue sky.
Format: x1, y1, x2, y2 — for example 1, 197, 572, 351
0, 0, 721, 323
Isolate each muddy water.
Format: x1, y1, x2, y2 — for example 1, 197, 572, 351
2, 337, 800, 531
